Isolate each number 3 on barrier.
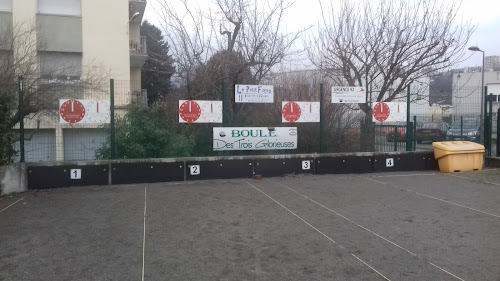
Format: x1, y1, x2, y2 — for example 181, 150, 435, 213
302, 160, 311, 170
190, 165, 200, 175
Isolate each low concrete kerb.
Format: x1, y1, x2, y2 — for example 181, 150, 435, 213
0, 163, 28, 196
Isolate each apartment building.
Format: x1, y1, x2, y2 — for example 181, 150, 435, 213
0, 0, 147, 162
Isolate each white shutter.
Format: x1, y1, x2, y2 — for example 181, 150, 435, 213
0, 0, 12, 12
39, 0, 81, 16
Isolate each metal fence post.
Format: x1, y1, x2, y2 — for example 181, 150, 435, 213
497, 108, 500, 157
110, 79, 116, 160
394, 125, 398, 151
222, 82, 228, 127
483, 86, 488, 144
319, 83, 324, 153
413, 116, 417, 151
406, 84, 412, 151
487, 94, 493, 156
18, 77, 25, 162
459, 116, 463, 140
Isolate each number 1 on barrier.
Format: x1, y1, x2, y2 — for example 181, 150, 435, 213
70, 169, 81, 179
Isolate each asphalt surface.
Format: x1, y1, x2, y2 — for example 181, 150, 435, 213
1, 170, 499, 281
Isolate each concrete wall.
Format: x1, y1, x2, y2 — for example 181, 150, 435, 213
0, 164, 27, 195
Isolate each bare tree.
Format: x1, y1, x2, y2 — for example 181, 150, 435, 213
307, 0, 475, 150
307, 0, 475, 113
154, 0, 303, 89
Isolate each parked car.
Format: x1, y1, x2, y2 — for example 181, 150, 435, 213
446, 119, 480, 142
386, 122, 422, 142
386, 127, 407, 142
415, 122, 450, 143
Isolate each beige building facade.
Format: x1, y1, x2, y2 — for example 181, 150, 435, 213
0, 0, 148, 162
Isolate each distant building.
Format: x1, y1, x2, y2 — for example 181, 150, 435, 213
485, 56, 500, 71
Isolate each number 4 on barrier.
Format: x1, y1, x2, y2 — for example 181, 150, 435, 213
386, 158, 394, 167
70, 169, 81, 180
190, 165, 200, 175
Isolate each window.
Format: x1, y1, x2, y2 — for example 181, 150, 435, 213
0, 0, 12, 12
39, 0, 81, 16
39, 52, 82, 78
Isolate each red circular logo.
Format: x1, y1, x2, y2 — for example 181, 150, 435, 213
179, 100, 201, 123
282, 102, 301, 123
60, 100, 86, 124
373, 102, 390, 122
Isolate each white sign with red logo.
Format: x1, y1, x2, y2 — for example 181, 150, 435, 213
372, 102, 407, 122
332, 86, 366, 103
282, 101, 320, 123
59, 99, 110, 124
179, 100, 222, 123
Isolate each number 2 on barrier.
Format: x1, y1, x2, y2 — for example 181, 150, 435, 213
190, 165, 200, 175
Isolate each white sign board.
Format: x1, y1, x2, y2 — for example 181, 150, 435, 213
372, 102, 407, 122
59, 99, 110, 124
332, 86, 366, 103
70, 169, 81, 179
235, 84, 274, 103
302, 160, 311, 170
179, 100, 222, 123
282, 102, 320, 123
189, 165, 200, 175
386, 158, 394, 167
213, 127, 297, 151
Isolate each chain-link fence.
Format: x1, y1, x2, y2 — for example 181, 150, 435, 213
8, 78, 496, 163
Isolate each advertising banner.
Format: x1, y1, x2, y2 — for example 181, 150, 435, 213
179, 100, 223, 123
282, 101, 320, 123
59, 99, 110, 124
235, 84, 274, 103
213, 127, 297, 151
332, 86, 366, 103
372, 102, 407, 122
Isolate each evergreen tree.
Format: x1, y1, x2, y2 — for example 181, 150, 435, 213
141, 20, 175, 106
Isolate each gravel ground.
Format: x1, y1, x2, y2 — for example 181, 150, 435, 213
1, 171, 499, 281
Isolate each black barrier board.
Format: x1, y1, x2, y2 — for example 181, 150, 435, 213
185, 160, 253, 181
425, 153, 439, 170
253, 158, 314, 177
373, 154, 428, 172
28, 166, 70, 189
111, 162, 184, 185
315, 156, 373, 174
27, 165, 109, 189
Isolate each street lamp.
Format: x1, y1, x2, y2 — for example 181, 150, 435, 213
468, 46, 485, 144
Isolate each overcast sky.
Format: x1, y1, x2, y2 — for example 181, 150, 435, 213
144, 0, 500, 69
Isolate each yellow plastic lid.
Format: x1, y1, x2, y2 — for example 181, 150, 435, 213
432, 141, 485, 152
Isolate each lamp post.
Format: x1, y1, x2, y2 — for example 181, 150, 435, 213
468, 46, 485, 144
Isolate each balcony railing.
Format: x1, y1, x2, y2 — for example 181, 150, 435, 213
129, 36, 147, 55
131, 89, 148, 106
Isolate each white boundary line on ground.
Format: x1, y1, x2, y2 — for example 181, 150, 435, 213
245, 181, 391, 281
374, 173, 437, 178
278, 182, 465, 281
360, 176, 500, 219
447, 173, 500, 186
142, 185, 147, 281
0, 196, 26, 214
415, 192, 500, 218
